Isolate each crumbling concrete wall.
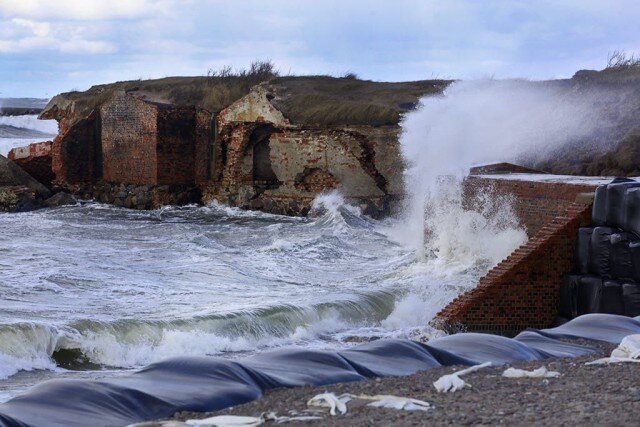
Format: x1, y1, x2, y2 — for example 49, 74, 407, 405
218, 86, 289, 127
205, 125, 399, 216
204, 86, 403, 216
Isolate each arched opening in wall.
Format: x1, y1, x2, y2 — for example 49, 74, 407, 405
249, 125, 279, 187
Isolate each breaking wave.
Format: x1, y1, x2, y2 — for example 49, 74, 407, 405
0, 192, 480, 386
0, 291, 397, 378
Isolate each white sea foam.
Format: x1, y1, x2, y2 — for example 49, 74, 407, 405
0, 115, 58, 136
0, 324, 58, 380
395, 80, 604, 266
0, 114, 58, 155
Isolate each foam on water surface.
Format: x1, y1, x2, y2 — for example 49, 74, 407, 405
0, 195, 484, 400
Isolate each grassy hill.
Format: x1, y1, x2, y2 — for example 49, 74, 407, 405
45, 63, 450, 127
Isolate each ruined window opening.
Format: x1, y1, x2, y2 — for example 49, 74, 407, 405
250, 125, 279, 186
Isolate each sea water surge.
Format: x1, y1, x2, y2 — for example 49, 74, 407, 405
0, 191, 523, 402
0, 80, 610, 404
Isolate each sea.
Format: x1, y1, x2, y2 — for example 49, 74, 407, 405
0, 88, 532, 403
0, 114, 57, 156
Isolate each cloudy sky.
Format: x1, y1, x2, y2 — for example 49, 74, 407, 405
1, 0, 639, 97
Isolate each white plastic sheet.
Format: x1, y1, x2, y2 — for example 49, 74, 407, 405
502, 367, 560, 378
306, 392, 351, 415
587, 334, 640, 365
433, 361, 492, 393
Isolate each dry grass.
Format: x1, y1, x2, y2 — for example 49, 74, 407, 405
54, 69, 450, 126
269, 76, 449, 126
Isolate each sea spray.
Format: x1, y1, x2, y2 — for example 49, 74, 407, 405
397, 79, 605, 266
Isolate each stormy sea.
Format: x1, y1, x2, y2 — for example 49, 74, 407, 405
3, 80, 599, 403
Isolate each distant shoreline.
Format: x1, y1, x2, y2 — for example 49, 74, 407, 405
0, 107, 44, 116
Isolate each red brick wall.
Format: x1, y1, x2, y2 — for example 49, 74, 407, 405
194, 110, 213, 184
156, 108, 196, 185
100, 94, 157, 184
435, 202, 592, 335
52, 113, 101, 184
8, 141, 54, 187
217, 123, 254, 185
464, 176, 597, 237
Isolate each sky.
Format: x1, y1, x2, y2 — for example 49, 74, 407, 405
1, 0, 639, 98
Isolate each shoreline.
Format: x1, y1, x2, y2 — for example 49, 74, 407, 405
149, 340, 640, 426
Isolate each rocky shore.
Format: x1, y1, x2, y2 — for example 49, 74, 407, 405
146, 340, 639, 426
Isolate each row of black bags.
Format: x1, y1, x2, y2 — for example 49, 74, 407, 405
560, 275, 640, 318
562, 178, 640, 319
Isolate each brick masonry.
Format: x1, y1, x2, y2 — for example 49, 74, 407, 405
464, 176, 597, 237
52, 112, 101, 184
204, 122, 400, 217
8, 141, 54, 187
436, 176, 597, 335
100, 93, 157, 184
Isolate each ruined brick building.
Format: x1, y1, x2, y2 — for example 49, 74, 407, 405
17, 77, 434, 214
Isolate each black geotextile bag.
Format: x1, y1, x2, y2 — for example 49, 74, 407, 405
623, 187, 640, 237
610, 232, 636, 281
601, 280, 625, 315
589, 227, 614, 277
592, 185, 608, 226
622, 283, 640, 317
559, 275, 579, 318
576, 228, 594, 275
593, 178, 637, 226
606, 181, 640, 229
578, 276, 602, 315
630, 242, 640, 282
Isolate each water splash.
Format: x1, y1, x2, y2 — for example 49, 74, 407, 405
397, 79, 604, 265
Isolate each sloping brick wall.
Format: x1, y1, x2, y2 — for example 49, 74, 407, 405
464, 176, 597, 237
434, 200, 593, 335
